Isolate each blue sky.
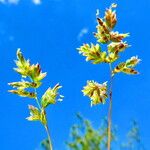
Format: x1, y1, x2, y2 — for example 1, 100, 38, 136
0, 0, 150, 149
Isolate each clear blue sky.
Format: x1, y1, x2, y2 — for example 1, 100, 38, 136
0, 0, 149, 149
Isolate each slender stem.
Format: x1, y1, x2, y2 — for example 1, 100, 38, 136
34, 88, 42, 109
33, 86, 52, 150
45, 121, 53, 150
107, 63, 113, 150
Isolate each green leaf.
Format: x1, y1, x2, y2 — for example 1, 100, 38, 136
41, 83, 63, 108
41, 139, 50, 150
66, 114, 115, 150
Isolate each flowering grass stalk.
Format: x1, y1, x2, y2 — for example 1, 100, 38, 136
77, 3, 140, 150
8, 49, 63, 150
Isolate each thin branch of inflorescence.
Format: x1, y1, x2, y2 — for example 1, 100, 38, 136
33, 86, 42, 109
107, 63, 113, 150
45, 118, 53, 150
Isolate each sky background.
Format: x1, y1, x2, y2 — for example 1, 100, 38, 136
0, 0, 150, 149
